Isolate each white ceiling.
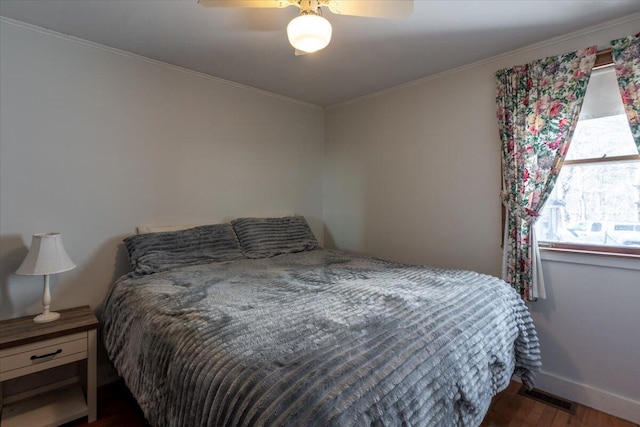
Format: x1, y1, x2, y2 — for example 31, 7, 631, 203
1, 0, 639, 106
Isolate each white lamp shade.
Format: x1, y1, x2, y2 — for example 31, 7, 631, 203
16, 233, 76, 276
287, 14, 332, 53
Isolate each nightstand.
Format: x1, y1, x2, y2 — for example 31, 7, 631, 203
0, 305, 99, 427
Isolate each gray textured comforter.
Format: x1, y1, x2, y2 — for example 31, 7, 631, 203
102, 250, 541, 427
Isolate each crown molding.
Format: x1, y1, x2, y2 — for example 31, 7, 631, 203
0, 16, 322, 111
325, 12, 640, 111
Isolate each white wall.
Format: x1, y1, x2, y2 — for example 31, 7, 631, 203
324, 16, 640, 423
534, 252, 640, 422
0, 20, 324, 323
324, 62, 503, 275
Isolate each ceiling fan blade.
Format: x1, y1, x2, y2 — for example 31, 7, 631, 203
198, 0, 292, 8
326, 0, 413, 19
294, 49, 308, 56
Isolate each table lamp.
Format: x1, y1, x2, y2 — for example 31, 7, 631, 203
16, 233, 76, 323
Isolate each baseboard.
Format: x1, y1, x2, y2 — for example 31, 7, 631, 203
532, 370, 640, 424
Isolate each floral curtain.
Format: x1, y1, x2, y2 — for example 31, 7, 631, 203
611, 33, 640, 152
495, 46, 597, 301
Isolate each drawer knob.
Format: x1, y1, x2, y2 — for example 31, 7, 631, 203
30, 349, 62, 360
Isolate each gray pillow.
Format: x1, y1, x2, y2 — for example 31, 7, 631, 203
231, 216, 319, 259
124, 224, 245, 275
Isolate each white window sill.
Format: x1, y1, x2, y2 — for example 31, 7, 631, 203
540, 248, 640, 271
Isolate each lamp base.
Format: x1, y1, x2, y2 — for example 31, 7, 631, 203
33, 311, 60, 323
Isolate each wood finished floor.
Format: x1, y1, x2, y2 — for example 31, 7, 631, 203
66, 380, 638, 427
480, 382, 638, 427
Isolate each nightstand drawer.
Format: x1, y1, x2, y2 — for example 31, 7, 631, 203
0, 332, 87, 381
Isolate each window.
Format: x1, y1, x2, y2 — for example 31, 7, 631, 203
536, 65, 640, 255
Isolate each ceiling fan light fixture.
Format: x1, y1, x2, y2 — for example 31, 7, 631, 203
287, 12, 332, 53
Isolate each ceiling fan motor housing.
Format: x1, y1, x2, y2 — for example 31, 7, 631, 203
299, 0, 321, 13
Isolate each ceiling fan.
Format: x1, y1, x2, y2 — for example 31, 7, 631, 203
198, 0, 414, 54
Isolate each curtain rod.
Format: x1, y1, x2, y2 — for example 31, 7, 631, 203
594, 48, 613, 69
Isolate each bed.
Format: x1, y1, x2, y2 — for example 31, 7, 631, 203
102, 217, 541, 427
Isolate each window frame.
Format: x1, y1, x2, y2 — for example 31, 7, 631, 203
535, 53, 640, 258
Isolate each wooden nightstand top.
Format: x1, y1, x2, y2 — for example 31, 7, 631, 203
0, 305, 99, 350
